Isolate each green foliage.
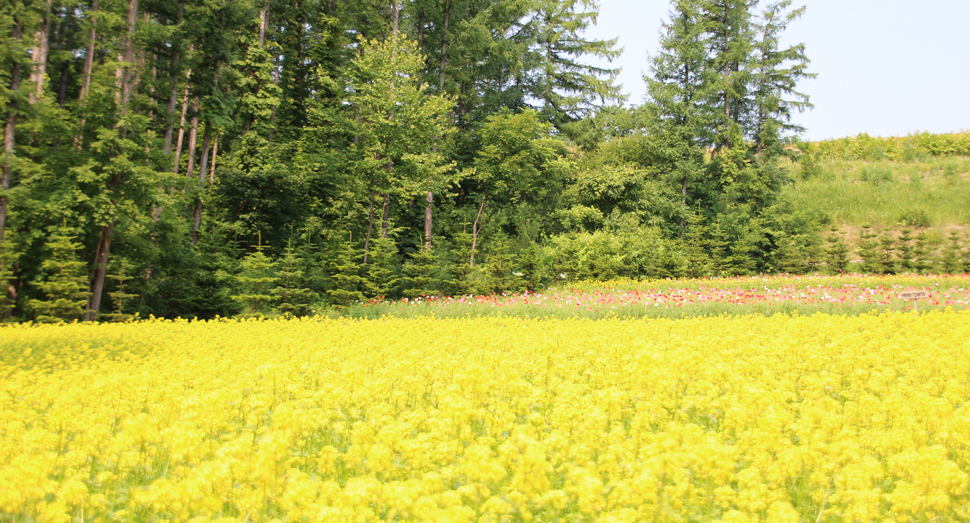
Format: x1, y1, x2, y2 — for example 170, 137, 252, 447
402, 247, 440, 299
103, 258, 140, 323
30, 228, 92, 323
231, 244, 278, 317
271, 245, 318, 318
327, 236, 364, 307
941, 232, 967, 274
824, 227, 850, 274
363, 236, 400, 300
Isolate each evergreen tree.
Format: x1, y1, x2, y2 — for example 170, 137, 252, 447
912, 231, 931, 274
30, 227, 92, 323
231, 244, 278, 317
684, 211, 711, 277
271, 245, 317, 318
895, 228, 914, 272
327, 236, 364, 307
749, 0, 814, 151
857, 225, 881, 274
528, 0, 625, 127
644, 0, 709, 233
824, 226, 849, 274
877, 233, 895, 275
103, 258, 140, 322
700, 0, 754, 147
363, 236, 400, 300
473, 234, 519, 295
442, 231, 474, 296
941, 231, 965, 274
402, 246, 440, 299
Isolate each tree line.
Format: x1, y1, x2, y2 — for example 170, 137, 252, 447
0, 0, 877, 321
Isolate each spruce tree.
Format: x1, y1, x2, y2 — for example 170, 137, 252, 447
824, 227, 849, 274
749, 0, 814, 152
272, 245, 317, 318
941, 231, 965, 274
774, 233, 806, 274
402, 247, 439, 299
684, 211, 711, 277
231, 244, 278, 317
31, 227, 92, 323
363, 236, 400, 300
911, 231, 931, 274
530, 0, 625, 127
327, 236, 364, 307
895, 228, 914, 272
857, 225, 881, 274
442, 231, 474, 296
877, 233, 895, 275
645, 0, 710, 231
103, 258, 140, 322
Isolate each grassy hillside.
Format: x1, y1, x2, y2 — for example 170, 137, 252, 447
785, 133, 970, 246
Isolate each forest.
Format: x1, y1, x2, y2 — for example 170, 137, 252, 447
1, 0, 965, 322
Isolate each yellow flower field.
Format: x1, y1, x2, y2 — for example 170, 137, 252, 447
2, 312, 970, 522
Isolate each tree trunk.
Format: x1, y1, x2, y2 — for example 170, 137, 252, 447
363, 185, 376, 264
1, 21, 22, 253
29, 0, 52, 104
470, 194, 486, 267
438, 0, 449, 91
380, 190, 390, 239
423, 1, 449, 251
209, 133, 218, 184
267, 53, 280, 142
87, 222, 113, 320
79, 0, 98, 101
173, 78, 191, 173
679, 176, 687, 236
162, 51, 180, 155
56, 20, 76, 107
119, 0, 138, 111
424, 191, 432, 250
191, 125, 212, 243
88, 0, 138, 321
185, 96, 200, 183
259, 3, 269, 48
392, 1, 399, 36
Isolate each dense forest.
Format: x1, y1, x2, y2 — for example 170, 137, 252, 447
0, 0, 963, 321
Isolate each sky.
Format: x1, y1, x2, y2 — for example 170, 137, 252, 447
582, 0, 970, 141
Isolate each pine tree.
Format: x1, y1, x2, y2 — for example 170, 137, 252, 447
749, 0, 814, 152
103, 258, 140, 322
774, 233, 806, 274
529, 0, 625, 127
684, 211, 711, 277
402, 246, 439, 299
941, 231, 965, 274
271, 245, 317, 318
707, 220, 730, 277
857, 224, 881, 274
231, 244, 278, 317
644, 0, 709, 232
824, 226, 849, 274
327, 236, 364, 307
31, 227, 92, 323
876, 233, 895, 275
700, 0, 754, 147
517, 243, 543, 292
895, 228, 914, 272
474, 235, 519, 295
363, 236, 400, 300
912, 231, 931, 274
442, 231, 473, 296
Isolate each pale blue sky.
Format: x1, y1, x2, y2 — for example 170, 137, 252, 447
583, 0, 970, 140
